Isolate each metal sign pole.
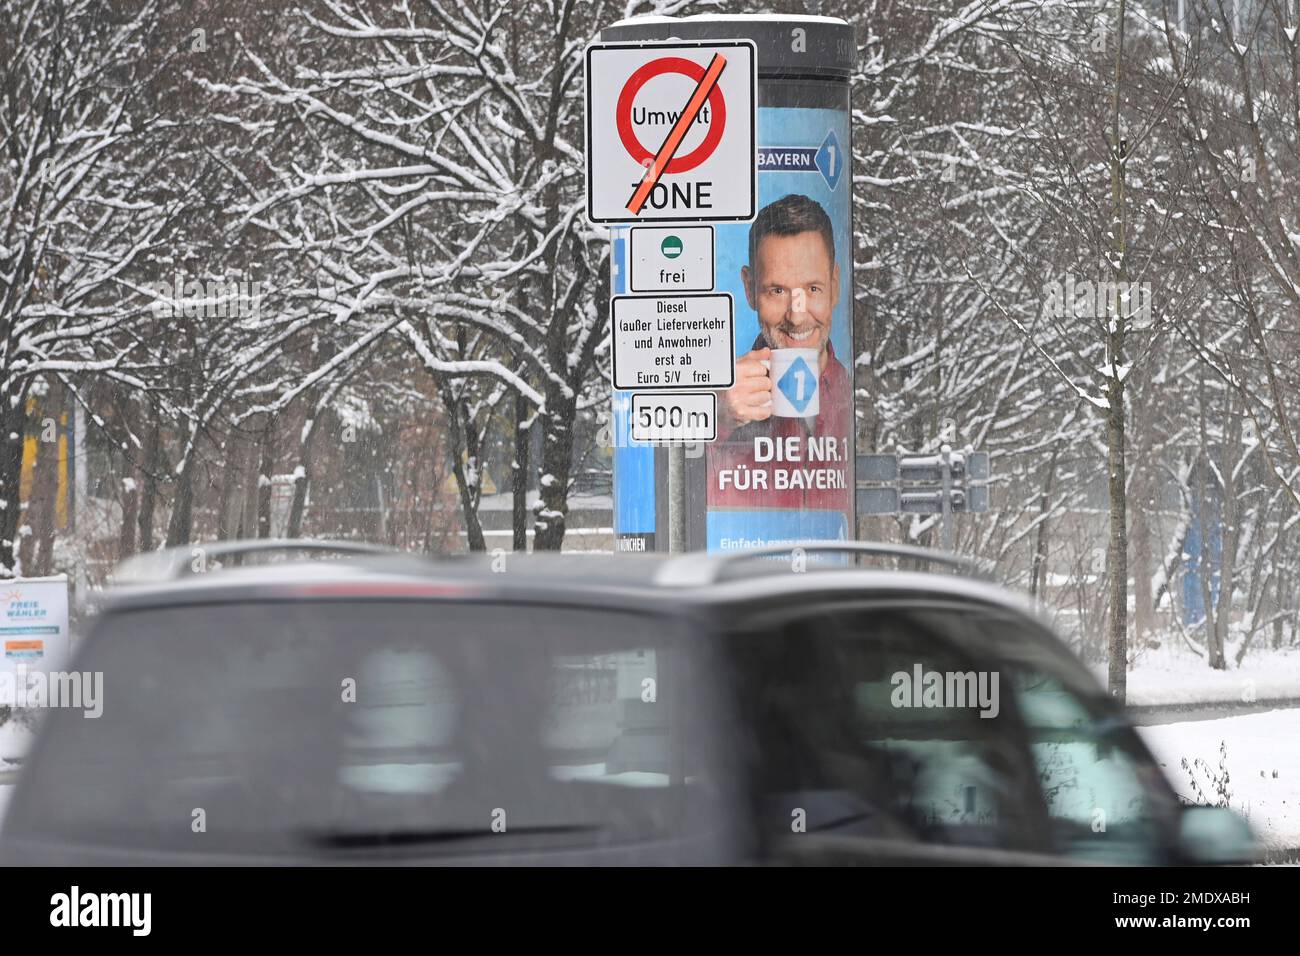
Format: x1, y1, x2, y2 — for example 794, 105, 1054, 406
668, 444, 686, 553
940, 444, 955, 553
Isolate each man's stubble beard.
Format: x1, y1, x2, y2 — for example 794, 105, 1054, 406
760, 323, 829, 354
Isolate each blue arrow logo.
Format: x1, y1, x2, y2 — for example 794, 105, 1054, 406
814, 130, 842, 190
776, 355, 817, 414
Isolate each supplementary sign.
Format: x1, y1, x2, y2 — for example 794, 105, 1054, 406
629, 225, 714, 292
585, 40, 756, 223
631, 392, 717, 443
610, 293, 734, 390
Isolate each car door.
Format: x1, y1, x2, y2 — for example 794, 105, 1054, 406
722, 596, 1064, 865
960, 607, 1185, 865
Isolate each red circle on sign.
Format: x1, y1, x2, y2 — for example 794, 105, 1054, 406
616, 57, 726, 174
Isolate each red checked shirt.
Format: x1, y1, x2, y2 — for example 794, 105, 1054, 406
707, 338, 854, 512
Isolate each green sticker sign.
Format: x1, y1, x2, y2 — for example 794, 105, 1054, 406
628, 225, 713, 293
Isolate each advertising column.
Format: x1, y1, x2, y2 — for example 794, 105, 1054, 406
603, 15, 856, 552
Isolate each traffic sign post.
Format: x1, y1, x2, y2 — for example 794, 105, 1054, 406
940, 445, 954, 552
858, 451, 990, 484
588, 39, 753, 554
857, 447, 991, 554
599, 17, 855, 557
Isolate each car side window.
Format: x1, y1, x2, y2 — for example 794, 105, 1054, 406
1004, 665, 1181, 863
729, 605, 1045, 855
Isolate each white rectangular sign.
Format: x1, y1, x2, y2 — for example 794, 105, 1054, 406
631, 392, 717, 443
0, 575, 70, 678
629, 225, 714, 292
610, 293, 734, 390
585, 40, 757, 223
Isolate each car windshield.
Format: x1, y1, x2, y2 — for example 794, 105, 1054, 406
11, 600, 714, 858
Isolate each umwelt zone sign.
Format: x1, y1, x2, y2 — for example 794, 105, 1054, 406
585, 40, 757, 223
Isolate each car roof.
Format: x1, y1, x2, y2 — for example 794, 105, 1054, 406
95, 542, 1044, 625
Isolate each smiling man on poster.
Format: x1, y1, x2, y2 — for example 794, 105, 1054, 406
707, 193, 853, 548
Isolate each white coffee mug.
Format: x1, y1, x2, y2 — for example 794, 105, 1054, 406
765, 347, 820, 418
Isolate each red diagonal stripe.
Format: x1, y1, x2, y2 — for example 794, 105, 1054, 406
626, 53, 727, 216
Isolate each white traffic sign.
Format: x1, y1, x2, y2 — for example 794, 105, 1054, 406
629, 225, 714, 292
585, 40, 756, 223
631, 392, 717, 443
610, 293, 734, 390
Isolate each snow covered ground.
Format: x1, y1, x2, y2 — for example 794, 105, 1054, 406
1139, 708, 1300, 854
0, 719, 34, 831
0, 719, 35, 763
1104, 644, 1300, 707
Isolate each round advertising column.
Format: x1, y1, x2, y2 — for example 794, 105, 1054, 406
605, 15, 856, 553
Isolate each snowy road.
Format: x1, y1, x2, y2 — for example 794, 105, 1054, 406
1129, 698, 1300, 725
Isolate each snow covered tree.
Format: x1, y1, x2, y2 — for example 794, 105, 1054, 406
0, 0, 182, 574
201, 0, 697, 550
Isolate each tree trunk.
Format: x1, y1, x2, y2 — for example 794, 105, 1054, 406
1195, 336, 1225, 669
1106, 379, 1130, 703
1131, 463, 1155, 644
1029, 444, 1059, 598
216, 431, 246, 541
0, 391, 30, 576
512, 393, 531, 552
438, 381, 486, 552
448, 445, 486, 553
1274, 526, 1288, 650
531, 230, 593, 554
137, 417, 162, 554
533, 388, 574, 552
286, 466, 309, 539
288, 382, 339, 540
1105, 0, 1131, 704
240, 439, 259, 548
286, 415, 318, 540
256, 419, 276, 539
30, 423, 59, 577
165, 453, 195, 547
1195, 455, 1218, 665
22, 416, 54, 573
1211, 400, 1242, 670
448, 453, 486, 551
118, 474, 139, 559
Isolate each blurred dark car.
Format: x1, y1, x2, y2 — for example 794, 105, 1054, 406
0, 540, 1255, 865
